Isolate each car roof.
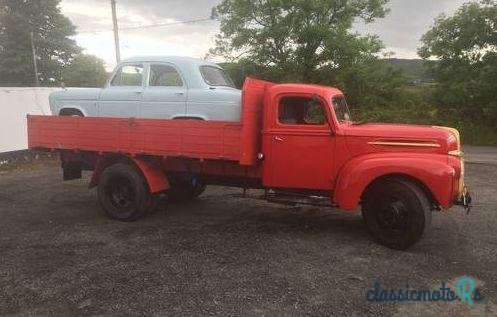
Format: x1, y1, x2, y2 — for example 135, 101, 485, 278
120, 56, 221, 68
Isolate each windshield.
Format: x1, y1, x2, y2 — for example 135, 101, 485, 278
332, 97, 351, 123
199, 65, 235, 88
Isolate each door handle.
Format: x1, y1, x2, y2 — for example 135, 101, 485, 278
274, 136, 284, 142
133, 91, 142, 94
174, 92, 184, 96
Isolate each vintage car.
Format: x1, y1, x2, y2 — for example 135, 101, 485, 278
49, 56, 242, 121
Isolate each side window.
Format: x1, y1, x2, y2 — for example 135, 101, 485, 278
111, 64, 144, 86
149, 64, 183, 87
278, 96, 327, 125
199, 65, 235, 88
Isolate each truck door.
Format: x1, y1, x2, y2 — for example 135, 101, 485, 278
263, 94, 335, 190
99, 63, 144, 118
140, 63, 187, 119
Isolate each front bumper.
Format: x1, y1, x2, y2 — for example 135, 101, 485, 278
455, 185, 472, 212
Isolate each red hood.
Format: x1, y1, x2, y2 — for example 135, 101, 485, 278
341, 123, 459, 155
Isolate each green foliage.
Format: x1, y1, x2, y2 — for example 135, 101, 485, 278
212, 0, 408, 110
419, 0, 497, 125
354, 85, 497, 145
61, 54, 107, 87
329, 58, 406, 108
0, 0, 81, 86
211, 0, 388, 80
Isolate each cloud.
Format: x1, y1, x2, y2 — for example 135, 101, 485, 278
59, 0, 468, 70
60, 0, 221, 69
355, 0, 468, 58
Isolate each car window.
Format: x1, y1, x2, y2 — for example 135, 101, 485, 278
199, 65, 235, 88
149, 64, 183, 87
278, 96, 327, 125
111, 64, 144, 86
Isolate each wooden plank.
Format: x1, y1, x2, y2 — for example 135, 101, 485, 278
27, 115, 243, 162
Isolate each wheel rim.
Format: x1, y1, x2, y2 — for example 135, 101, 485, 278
375, 196, 409, 235
107, 176, 135, 212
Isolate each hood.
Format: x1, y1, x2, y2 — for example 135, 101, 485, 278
342, 123, 460, 156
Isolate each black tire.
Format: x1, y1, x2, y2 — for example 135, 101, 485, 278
59, 109, 84, 116
361, 178, 431, 250
97, 163, 152, 221
167, 175, 206, 203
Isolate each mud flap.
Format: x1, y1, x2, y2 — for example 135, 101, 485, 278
89, 156, 170, 194
131, 158, 170, 193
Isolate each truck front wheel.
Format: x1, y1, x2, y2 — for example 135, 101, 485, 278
361, 178, 431, 250
97, 163, 153, 221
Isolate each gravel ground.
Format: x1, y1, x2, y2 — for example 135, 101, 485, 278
0, 158, 496, 316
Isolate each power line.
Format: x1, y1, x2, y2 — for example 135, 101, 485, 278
121, 17, 213, 30
78, 17, 214, 34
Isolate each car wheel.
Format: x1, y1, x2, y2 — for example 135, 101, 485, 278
59, 109, 83, 116
361, 177, 431, 250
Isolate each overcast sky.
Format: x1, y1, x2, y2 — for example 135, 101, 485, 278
59, 0, 468, 70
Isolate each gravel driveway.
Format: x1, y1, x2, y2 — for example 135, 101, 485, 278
0, 153, 496, 316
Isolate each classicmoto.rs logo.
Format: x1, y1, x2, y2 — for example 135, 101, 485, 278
366, 277, 485, 307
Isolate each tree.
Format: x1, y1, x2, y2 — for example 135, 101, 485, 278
210, 0, 406, 109
211, 0, 389, 80
62, 54, 108, 87
0, 0, 81, 86
419, 0, 497, 123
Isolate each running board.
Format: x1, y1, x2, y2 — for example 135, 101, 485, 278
233, 190, 337, 208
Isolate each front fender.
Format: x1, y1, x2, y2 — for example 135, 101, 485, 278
333, 153, 455, 211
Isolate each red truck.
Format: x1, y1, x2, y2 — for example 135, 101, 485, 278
27, 78, 471, 250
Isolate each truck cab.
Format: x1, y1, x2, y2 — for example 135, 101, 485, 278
251, 81, 467, 210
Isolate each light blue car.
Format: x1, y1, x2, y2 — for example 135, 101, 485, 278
49, 56, 242, 121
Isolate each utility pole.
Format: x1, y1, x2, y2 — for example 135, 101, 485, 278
111, 0, 121, 63
30, 31, 39, 87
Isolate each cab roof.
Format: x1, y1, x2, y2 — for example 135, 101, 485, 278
269, 83, 344, 98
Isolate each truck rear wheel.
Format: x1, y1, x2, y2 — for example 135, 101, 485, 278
361, 178, 431, 250
97, 163, 153, 221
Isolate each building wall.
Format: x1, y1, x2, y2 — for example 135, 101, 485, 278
0, 87, 60, 153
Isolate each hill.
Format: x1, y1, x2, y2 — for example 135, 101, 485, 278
386, 58, 434, 82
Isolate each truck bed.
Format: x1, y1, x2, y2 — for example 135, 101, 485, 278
28, 115, 243, 162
